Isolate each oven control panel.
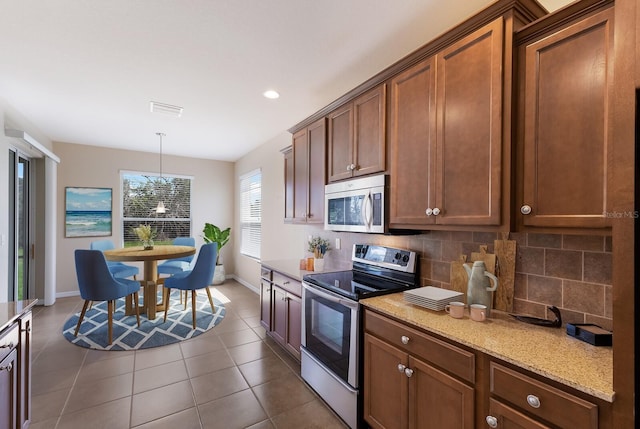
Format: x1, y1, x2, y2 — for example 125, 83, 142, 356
353, 244, 416, 273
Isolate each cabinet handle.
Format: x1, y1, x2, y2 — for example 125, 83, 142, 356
283, 281, 290, 285
432, 207, 441, 216
526, 394, 541, 408
425, 208, 433, 216
0, 342, 14, 349
346, 164, 352, 171
0, 363, 12, 372
21, 327, 31, 333
404, 368, 414, 378
397, 363, 406, 373
401, 335, 410, 345
486, 415, 498, 428
521, 205, 532, 215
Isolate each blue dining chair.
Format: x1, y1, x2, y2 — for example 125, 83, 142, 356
157, 237, 196, 276
74, 249, 141, 344
90, 239, 139, 280
163, 243, 217, 329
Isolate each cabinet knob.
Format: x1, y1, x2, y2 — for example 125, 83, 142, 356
425, 208, 433, 216
404, 368, 414, 378
521, 205, 532, 215
397, 363, 406, 373
0, 363, 13, 372
401, 335, 410, 345
486, 415, 498, 428
526, 394, 541, 408
432, 207, 441, 216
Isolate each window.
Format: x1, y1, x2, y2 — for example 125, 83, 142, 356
240, 169, 262, 259
121, 171, 192, 245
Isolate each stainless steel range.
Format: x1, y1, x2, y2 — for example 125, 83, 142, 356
301, 244, 418, 429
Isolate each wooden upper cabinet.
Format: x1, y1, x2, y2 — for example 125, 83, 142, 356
328, 84, 386, 182
291, 118, 326, 223
389, 56, 437, 226
389, 18, 504, 228
282, 146, 294, 222
436, 17, 503, 226
519, 8, 613, 229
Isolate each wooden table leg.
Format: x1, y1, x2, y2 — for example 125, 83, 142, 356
144, 261, 159, 319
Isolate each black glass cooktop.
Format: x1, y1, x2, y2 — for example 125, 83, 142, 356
303, 266, 417, 301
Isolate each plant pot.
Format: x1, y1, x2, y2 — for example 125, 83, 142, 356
314, 258, 325, 272
213, 264, 226, 285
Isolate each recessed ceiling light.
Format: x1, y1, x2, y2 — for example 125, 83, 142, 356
263, 90, 280, 99
150, 101, 183, 117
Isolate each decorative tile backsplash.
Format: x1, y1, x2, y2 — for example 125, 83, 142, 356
318, 229, 613, 330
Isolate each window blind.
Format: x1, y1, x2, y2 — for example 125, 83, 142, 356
240, 169, 261, 259
121, 171, 192, 245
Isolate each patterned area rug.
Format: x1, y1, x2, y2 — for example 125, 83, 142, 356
62, 290, 226, 351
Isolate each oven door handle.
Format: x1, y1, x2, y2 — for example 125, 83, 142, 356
302, 282, 359, 310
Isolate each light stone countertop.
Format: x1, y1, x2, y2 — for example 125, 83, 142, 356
261, 259, 351, 281
361, 292, 614, 403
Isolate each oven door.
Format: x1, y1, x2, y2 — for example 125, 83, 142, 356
302, 282, 359, 388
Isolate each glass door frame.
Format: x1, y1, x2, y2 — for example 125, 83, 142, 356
8, 149, 33, 301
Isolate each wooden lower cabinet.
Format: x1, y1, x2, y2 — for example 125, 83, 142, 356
363, 309, 612, 429
260, 267, 302, 361
363, 312, 474, 429
1, 308, 32, 429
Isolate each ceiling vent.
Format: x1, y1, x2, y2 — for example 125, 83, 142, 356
150, 101, 183, 117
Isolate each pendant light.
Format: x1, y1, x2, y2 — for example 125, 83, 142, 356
155, 132, 166, 214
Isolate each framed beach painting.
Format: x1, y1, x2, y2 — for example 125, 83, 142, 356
65, 187, 113, 238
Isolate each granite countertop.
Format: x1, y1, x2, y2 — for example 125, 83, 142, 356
0, 299, 38, 331
261, 259, 351, 281
361, 293, 614, 403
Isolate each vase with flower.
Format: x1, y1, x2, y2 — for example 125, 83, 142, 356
308, 236, 331, 272
133, 224, 156, 250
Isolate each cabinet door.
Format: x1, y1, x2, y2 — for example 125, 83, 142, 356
271, 286, 287, 346
260, 280, 272, 330
283, 146, 294, 222
328, 103, 354, 182
488, 398, 551, 429
285, 293, 302, 360
307, 118, 326, 223
436, 17, 504, 225
389, 56, 437, 227
408, 356, 474, 429
521, 9, 613, 228
293, 128, 310, 222
18, 312, 32, 429
0, 349, 17, 429
364, 333, 408, 429
353, 85, 386, 178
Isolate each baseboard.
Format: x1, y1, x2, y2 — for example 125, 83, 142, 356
229, 275, 259, 294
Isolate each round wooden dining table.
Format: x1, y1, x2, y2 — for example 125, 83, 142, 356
103, 245, 196, 320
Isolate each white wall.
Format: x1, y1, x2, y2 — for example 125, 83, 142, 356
54, 141, 235, 296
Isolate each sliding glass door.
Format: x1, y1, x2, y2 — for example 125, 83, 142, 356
8, 150, 31, 301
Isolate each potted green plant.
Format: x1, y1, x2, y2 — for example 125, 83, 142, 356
202, 223, 231, 284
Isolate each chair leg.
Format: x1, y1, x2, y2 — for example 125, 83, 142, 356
74, 300, 91, 337
205, 287, 216, 314
184, 290, 188, 310
133, 292, 141, 327
108, 300, 114, 345
164, 288, 171, 322
191, 290, 197, 329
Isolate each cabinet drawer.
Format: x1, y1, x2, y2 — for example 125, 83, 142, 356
272, 272, 301, 297
365, 310, 475, 383
0, 322, 19, 363
260, 267, 272, 281
490, 362, 597, 429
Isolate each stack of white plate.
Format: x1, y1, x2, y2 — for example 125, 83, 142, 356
404, 286, 464, 311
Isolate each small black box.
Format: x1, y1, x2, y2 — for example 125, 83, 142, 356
566, 323, 612, 346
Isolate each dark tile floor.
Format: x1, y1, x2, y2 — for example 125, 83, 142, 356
28, 281, 348, 429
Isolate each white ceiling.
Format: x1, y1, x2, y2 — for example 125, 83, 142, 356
0, 0, 570, 162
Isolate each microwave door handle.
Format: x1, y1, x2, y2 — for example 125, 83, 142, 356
362, 190, 372, 230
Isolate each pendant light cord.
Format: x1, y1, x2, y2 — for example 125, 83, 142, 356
156, 132, 165, 179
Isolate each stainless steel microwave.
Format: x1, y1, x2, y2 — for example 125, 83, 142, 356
324, 174, 386, 233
